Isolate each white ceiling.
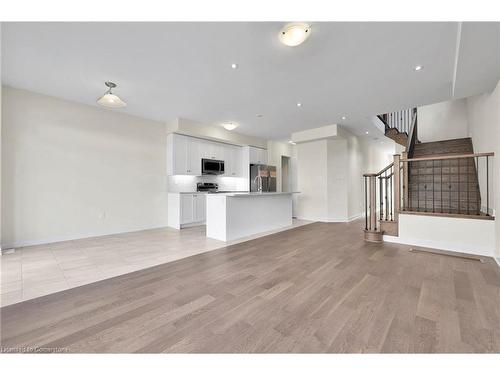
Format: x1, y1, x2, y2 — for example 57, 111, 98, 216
2, 22, 499, 140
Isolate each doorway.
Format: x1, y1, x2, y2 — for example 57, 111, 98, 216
281, 155, 291, 192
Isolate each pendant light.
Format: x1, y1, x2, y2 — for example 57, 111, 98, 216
97, 81, 126, 108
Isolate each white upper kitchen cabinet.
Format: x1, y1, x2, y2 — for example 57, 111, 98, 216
223, 145, 242, 177
200, 140, 224, 161
167, 134, 201, 176
248, 146, 268, 165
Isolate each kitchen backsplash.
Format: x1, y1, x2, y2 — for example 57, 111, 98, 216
167, 175, 247, 192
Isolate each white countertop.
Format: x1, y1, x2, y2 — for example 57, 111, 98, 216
169, 191, 249, 195
206, 192, 300, 197
169, 191, 299, 196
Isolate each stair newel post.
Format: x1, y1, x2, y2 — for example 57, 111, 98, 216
393, 154, 401, 221
370, 175, 377, 231
364, 176, 368, 230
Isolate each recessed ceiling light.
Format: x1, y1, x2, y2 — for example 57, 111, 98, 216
341, 116, 347, 120
279, 23, 311, 47
97, 81, 126, 108
222, 122, 239, 131
231, 63, 238, 69
365, 131, 369, 134
413, 65, 423, 71
296, 102, 302, 107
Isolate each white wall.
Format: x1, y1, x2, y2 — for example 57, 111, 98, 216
2, 87, 168, 248
386, 213, 496, 257
295, 128, 393, 222
168, 117, 267, 149
466, 79, 500, 259
296, 140, 329, 221
327, 139, 348, 221
0, 25, 3, 250
417, 98, 469, 142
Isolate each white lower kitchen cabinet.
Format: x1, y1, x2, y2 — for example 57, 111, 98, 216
168, 193, 206, 229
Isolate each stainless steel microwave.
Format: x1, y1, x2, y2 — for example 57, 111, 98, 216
201, 158, 225, 175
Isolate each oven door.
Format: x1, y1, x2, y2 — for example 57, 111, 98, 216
202, 159, 224, 175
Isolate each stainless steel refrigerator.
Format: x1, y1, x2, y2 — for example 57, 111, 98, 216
250, 164, 277, 192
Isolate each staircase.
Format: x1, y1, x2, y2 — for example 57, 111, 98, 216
363, 108, 494, 243
378, 108, 416, 147
408, 138, 481, 215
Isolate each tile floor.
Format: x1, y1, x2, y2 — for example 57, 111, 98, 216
0, 220, 311, 306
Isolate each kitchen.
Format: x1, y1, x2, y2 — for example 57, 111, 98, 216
166, 132, 298, 241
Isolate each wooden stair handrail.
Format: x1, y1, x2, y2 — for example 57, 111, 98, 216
363, 162, 394, 177
402, 152, 494, 162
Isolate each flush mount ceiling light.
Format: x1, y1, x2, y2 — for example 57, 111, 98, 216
279, 23, 311, 47
222, 122, 239, 131
413, 65, 424, 71
231, 63, 238, 69
341, 116, 347, 120
365, 131, 369, 134
296, 102, 302, 107
97, 81, 126, 108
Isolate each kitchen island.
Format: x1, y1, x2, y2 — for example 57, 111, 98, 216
206, 192, 298, 242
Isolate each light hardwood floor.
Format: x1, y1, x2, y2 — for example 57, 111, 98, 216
1, 221, 499, 353
0, 220, 310, 306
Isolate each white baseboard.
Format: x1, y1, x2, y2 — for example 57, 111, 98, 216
383, 235, 494, 258
1, 223, 168, 250
348, 212, 365, 222
296, 214, 363, 223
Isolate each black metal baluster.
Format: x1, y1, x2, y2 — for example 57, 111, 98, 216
385, 170, 388, 220
432, 160, 435, 213
440, 158, 443, 213
467, 157, 469, 215
390, 167, 393, 220
458, 158, 460, 214
403, 161, 411, 211
486, 155, 490, 216
476, 156, 479, 215
449, 160, 452, 214
379, 175, 383, 221
417, 161, 420, 211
